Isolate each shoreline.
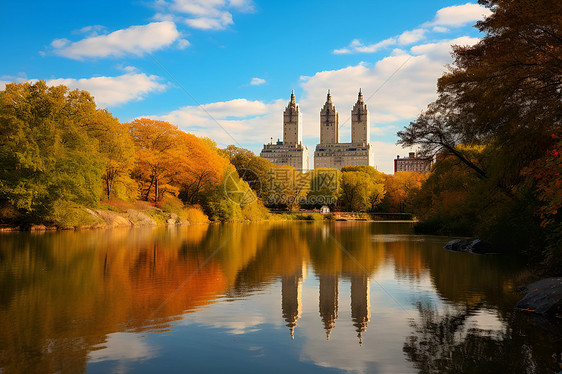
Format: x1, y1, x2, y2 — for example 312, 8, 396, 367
0, 209, 416, 232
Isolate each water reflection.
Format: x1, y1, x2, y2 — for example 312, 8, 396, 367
319, 274, 338, 340
0, 222, 559, 373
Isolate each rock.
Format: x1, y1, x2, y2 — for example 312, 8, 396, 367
516, 277, 562, 317
167, 213, 179, 225
127, 209, 157, 226
92, 209, 131, 228
29, 224, 47, 231
444, 239, 472, 252
444, 238, 491, 254
468, 239, 489, 254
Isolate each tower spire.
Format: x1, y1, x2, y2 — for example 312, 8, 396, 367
291, 89, 295, 103
326, 89, 332, 103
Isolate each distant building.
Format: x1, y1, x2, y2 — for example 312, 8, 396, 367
394, 152, 432, 173
320, 205, 330, 214
314, 90, 375, 170
260, 91, 309, 171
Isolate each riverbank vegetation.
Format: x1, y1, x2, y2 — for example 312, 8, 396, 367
398, 0, 561, 267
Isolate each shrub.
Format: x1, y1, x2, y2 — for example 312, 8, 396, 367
184, 205, 209, 223
46, 200, 103, 229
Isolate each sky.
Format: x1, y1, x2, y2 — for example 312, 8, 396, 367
0, 0, 491, 174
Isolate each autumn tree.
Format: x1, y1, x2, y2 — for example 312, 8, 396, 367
340, 166, 385, 212
307, 167, 341, 208
223, 145, 277, 203
383, 171, 428, 213
0, 82, 106, 220
399, 0, 561, 190
83, 109, 135, 200
397, 0, 561, 254
176, 133, 229, 204
128, 119, 183, 201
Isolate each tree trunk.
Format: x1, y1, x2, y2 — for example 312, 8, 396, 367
155, 177, 159, 202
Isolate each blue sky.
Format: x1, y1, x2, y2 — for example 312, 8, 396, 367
0, 0, 490, 173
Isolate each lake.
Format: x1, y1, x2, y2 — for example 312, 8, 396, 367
0, 221, 560, 373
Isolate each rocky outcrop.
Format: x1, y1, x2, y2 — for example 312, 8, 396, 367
443, 239, 490, 254
166, 212, 185, 225
516, 278, 562, 317
90, 209, 132, 228
126, 209, 157, 226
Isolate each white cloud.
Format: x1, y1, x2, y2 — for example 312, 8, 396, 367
50, 38, 70, 49
1, 71, 167, 107
149, 98, 284, 147
52, 21, 181, 59
249, 77, 266, 86
48, 73, 167, 107
333, 3, 489, 55
424, 3, 492, 27
163, 0, 254, 30
333, 37, 397, 55
432, 26, 449, 33
72, 25, 107, 36
333, 28, 427, 55
398, 28, 427, 45
410, 36, 480, 59
185, 14, 233, 30
177, 38, 191, 49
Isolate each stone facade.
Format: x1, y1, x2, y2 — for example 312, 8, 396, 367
320, 90, 339, 145
260, 91, 309, 171
314, 90, 375, 170
394, 152, 432, 173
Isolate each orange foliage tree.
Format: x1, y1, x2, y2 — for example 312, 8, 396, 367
383, 171, 428, 213
175, 132, 229, 204
128, 118, 229, 202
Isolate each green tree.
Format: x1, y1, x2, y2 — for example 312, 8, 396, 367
0, 82, 105, 219
224, 145, 277, 203
83, 109, 135, 200
340, 168, 385, 212
307, 167, 341, 208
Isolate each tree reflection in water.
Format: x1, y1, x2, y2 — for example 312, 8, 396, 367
403, 302, 562, 373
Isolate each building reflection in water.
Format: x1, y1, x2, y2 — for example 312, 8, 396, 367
282, 269, 371, 344
281, 265, 304, 339
319, 274, 338, 340
350, 274, 370, 345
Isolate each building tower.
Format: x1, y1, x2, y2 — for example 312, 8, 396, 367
283, 90, 302, 146
260, 91, 309, 170
351, 89, 370, 145
282, 267, 303, 339
320, 90, 339, 145
319, 274, 339, 340
351, 274, 370, 345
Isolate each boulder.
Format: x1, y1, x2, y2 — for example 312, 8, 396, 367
127, 209, 157, 226
444, 239, 472, 252
444, 239, 490, 254
468, 239, 489, 254
95, 209, 132, 228
167, 213, 180, 225
516, 277, 562, 317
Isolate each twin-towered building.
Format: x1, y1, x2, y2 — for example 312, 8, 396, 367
282, 267, 371, 344
260, 90, 375, 171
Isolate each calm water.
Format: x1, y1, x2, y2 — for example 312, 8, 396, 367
0, 222, 560, 373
